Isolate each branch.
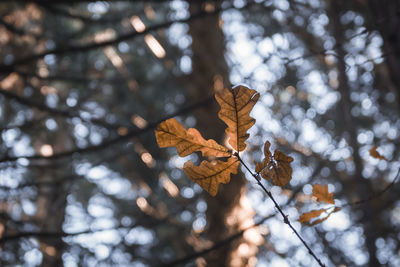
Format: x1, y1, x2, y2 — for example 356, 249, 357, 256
161, 213, 275, 267
341, 167, 400, 208
0, 88, 120, 130
0, 206, 175, 244
11, 0, 171, 3
0, 1, 255, 74
0, 229, 93, 243
0, 96, 214, 163
0, 18, 41, 39
38, 3, 128, 23
161, 183, 307, 267
234, 153, 326, 267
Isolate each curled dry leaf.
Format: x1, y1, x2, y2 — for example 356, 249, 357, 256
155, 118, 230, 157
299, 207, 341, 226
183, 158, 240, 196
312, 184, 334, 204
298, 208, 327, 224
255, 141, 272, 173
215, 85, 260, 152
256, 141, 293, 188
369, 145, 386, 160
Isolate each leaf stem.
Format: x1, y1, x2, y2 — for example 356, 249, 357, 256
234, 152, 326, 267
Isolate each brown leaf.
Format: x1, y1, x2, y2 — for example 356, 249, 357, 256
183, 157, 240, 196
155, 118, 230, 157
298, 209, 327, 224
255, 141, 272, 173
256, 141, 293, 187
299, 207, 341, 226
215, 85, 260, 152
309, 207, 341, 225
369, 145, 386, 160
312, 184, 334, 204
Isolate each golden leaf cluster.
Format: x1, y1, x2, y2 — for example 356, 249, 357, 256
155, 85, 296, 196
155, 85, 261, 196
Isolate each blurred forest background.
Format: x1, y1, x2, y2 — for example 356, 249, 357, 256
0, 0, 399, 266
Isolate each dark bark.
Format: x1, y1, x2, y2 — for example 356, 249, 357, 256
366, 0, 400, 100
188, 1, 257, 266
328, 1, 380, 266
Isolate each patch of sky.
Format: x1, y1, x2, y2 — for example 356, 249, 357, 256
45, 93, 59, 108
167, 22, 188, 46
125, 226, 154, 245
23, 248, 42, 266
169, 0, 189, 20
323, 210, 350, 231
87, 2, 109, 15
87, 165, 134, 199
45, 118, 57, 131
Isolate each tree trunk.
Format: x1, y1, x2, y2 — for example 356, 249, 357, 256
188, 2, 260, 266
366, 0, 400, 100
328, 1, 380, 266
34, 129, 71, 267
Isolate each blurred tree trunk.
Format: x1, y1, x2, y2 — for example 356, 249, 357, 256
188, 2, 259, 266
34, 129, 71, 267
365, 0, 400, 98
328, 1, 381, 266
36, 177, 67, 267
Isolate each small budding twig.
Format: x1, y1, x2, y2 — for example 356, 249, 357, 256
234, 152, 326, 267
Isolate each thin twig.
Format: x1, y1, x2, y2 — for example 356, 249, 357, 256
234, 152, 326, 267
161, 213, 275, 267
340, 167, 400, 208
0, 88, 120, 130
0, 96, 214, 163
0, 1, 258, 74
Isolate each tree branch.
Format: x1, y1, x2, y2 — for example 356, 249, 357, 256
235, 153, 326, 267
161, 213, 275, 267
0, 96, 214, 163
161, 183, 307, 267
0, 1, 255, 74
38, 3, 132, 23
11, 0, 171, 3
0, 88, 121, 130
0, 18, 42, 39
341, 167, 400, 208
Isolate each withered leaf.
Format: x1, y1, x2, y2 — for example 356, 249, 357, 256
369, 145, 386, 160
215, 85, 260, 152
183, 157, 240, 196
155, 118, 230, 157
256, 141, 293, 188
299, 207, 341, 226
255, 141, 272, 173
312, 184, 334, 204
298, 209, 327, 224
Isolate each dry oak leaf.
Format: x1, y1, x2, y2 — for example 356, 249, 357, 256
312, 184, 334, 204
369, 145, 386, 160
155, 118, 230, 158
183, 157, 240, 196
256, 141, 293, 188
215, 85, 260, 152
298, 208, 327, 225
255, 141, 272, 173
299, 207, 341, 226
